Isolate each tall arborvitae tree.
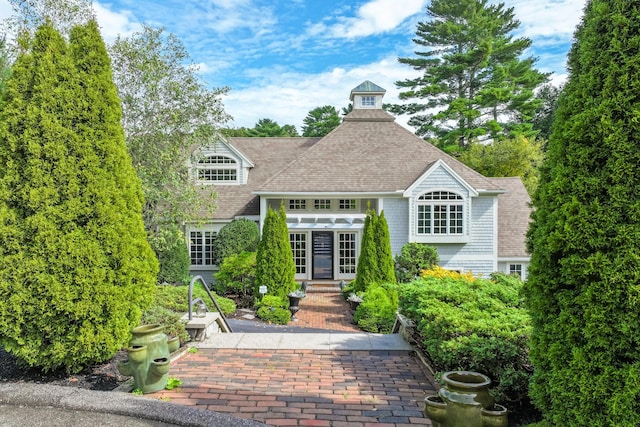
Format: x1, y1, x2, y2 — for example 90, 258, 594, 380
352, 208, 380, 293
525, 1, 640, 425
255, 205, 297, 302
0, 21, 157, 373
390, 0, 547, 152
375, 211, 396, 284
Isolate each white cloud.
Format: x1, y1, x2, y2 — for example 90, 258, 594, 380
222, 56, 421, 131
94, 2, 141, 42
325, 0, 427, 38
506, 0, 586, 40
0, 0, 12, 22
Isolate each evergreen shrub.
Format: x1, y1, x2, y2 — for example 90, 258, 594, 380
214, 251, 256, 305
148, 224, 191, 284
212, 218, 259, 265
255, 295, 290, 324
398, 271, 531, 408
0, 22, 158, 373
394, 243, 440, 283
255, 206, 297, 300
353, 283, 398, 333
154, 284, 236, 316
525, 0, 640, 424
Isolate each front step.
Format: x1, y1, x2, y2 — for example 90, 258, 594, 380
302, 280, 346, 293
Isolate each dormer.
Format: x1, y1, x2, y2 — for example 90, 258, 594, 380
350, 80, 386, 110
190, 138, 254, 186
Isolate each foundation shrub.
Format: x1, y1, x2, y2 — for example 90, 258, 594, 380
255, 295, 290, 324
394, 243, 440, 283
148, 224, 191, 285
398, 272, 531, 408
353, 283, 398, 333
214, 251, 256, 304
212, 218, 259, 266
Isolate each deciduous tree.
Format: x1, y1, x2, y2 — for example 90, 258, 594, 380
459, 135, 543, 194
110, 26, 229, 231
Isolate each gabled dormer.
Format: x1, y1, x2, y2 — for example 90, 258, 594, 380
350, 80, 386, 110
190, 138, 254, 185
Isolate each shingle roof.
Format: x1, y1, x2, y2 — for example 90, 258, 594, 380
491, 177, 532, 258
201, 137, 320, 219
256, 109, 502, 193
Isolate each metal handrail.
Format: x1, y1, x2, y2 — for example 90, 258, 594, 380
188, 275, 233, 332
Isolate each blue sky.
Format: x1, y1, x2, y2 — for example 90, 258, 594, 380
0, 0, 587, 131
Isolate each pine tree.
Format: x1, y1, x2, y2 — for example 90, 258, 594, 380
376, 211, 396, 284
525, 1, 640, 424
0, 21, 158, 373
255, 205, 297, 302
390, 0, 547, 152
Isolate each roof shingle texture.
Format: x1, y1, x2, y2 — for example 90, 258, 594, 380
202, 137, 320, 219
492, 177, 532, 258
257, 109, 501, 193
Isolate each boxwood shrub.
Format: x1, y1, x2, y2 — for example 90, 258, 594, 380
398, 271, 531, 408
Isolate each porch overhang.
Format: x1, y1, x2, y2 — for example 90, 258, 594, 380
286, 213, 366, 229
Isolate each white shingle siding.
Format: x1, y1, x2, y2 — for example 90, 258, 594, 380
401, 163, 499, 276
381, 197, 408, 256
406, 165, 472, 242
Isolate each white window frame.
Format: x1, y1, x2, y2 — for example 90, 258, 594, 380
338, 199, 357, 211
338, 232, 357, 275
314, 199, 332, 210
290, 232, 308, 275
509, 264, 523, 278
188, 229, 217, 267
196, 155, 238, 184
416, 191, 464, 235
289, 199, 307, 211
361, 95, 375, 107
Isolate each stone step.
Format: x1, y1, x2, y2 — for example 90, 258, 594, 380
304, 284, 343, 293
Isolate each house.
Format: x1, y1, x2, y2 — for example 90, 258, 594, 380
187, 81, 532, 284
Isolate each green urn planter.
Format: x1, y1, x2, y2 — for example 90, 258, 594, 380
118, 324, 177, 394
424, 371, 508, 427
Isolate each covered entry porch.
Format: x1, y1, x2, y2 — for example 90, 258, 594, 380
286, 214, 365, 281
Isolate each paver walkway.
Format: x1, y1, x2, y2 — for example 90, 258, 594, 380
149, 288, 437, 426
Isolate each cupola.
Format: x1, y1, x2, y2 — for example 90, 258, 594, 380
349, 81, 386, 110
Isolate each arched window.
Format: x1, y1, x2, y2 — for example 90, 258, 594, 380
196, 155, 238, 182
416, 191, 464, 235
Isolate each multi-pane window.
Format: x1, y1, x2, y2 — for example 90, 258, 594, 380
314, 199, 331, 210
417, 191, 464, 235
361, 96, 375, 107
339, 233, 357, 274
338, 199, 357, 210
289, 199, 307, 210
196, 155, 238, 182
509, 264, 523, 278
189, 230, 216, 266
289, 233, 307, 274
